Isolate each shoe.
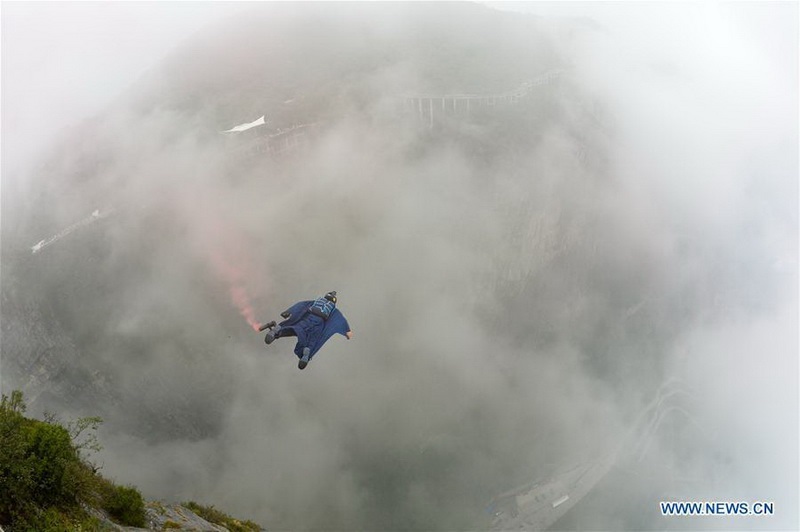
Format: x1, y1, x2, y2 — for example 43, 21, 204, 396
265, 325, 283, 345
298, 347, 311, 370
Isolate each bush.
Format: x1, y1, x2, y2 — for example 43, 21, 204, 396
0, 391, 103, 529
1, 391, 82, 525
25, 422, 79, 507
10, 506, 101, 532
1, 391, 30, 520
102, 484, 146, 527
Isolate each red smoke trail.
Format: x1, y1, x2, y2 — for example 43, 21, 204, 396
212, 257, 260, 330
208, 243, 264, 332
185, 193, 267, 332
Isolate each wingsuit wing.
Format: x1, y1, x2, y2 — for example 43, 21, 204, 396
325, 309, 350, 339
309, 308, 351, 359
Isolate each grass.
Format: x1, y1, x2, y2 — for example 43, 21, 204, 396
184, 501, 263, 532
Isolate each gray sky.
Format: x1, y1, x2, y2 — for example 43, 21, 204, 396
4, 1, 796, 177
2, 1, 240, 179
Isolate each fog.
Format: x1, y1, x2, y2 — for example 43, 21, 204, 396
1, 2, 796, 531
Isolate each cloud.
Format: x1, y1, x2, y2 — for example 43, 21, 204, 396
2, 2, 796, 530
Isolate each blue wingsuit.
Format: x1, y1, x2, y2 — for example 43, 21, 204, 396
272, 298, 351, 362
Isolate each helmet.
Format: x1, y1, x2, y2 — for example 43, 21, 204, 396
324, 291, 337, 303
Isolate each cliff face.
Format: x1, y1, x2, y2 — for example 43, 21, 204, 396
1, 0, 582, 444
88, 502, 231, 531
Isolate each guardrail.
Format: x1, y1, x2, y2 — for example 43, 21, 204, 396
396, 69, 564, 128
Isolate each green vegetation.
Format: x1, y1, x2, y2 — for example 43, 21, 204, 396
184, 501, 262, 532
1, 390, 260, 531
102, 484, 146, 527
0, 390, 145, 530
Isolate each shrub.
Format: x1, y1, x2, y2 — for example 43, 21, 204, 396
25, 421, 79, 507
1, 391, 82, 524
0, 391, 105, 529
11, 506, 101, 532
102, 484, 146, 527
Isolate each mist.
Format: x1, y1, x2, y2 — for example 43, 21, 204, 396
1, 2, 797, 530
